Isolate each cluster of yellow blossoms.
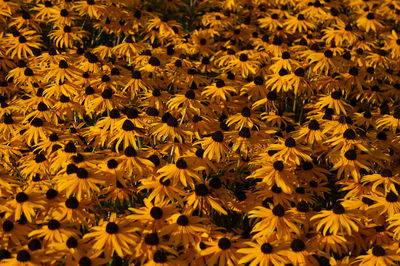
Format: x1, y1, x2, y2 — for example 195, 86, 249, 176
2, 0, 400, 265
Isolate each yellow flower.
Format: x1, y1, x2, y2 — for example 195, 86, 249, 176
83, 213, 139, 258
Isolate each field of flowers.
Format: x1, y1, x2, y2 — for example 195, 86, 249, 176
1, 0, 400, 265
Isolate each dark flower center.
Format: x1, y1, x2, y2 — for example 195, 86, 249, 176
343, 51, 351, 60
273, 161, 284, 171
271, 185, 282, 193
297, 201, 309, 212
3, 114, 13, 124
332, 203, 345, 214
101, 75, 110, 82
218, 238, 231, 250
76, 168, 89, 179
344, 150, 357, 160
59, 60, 68, 69
177, 215, 189, 226
349, 67, 359, 76
16, 192, 28, 203
101, 89, 113, 99
212, 131, 224, 142
107, 159, 118, 169
122, 120, 135, 131
239, 54, 248, 61
37, 102, 48, 111
150, 207, 163, 219
308, 119, 320, 130
195, 184, 209, 196
60, 95, 70, 103
2, 220, 14, 232
19, 36, 27, 43
239, 127, 251, 138
145, 233, 159, 245
146, 107, 159, 116
291, 239, 305, 252
343, 129, 356, 140
85, 86, 95, 95
279, 68, 289, 76
153, 250, 167, 263
216, 79, 225, 88
109, 109, 120, 119
372, 245, 385, 256
16, 250, 31, 262
366, 12, 375, 20
65, 197, 79, 209
160, 178, 170, 186
132, 71, 141, 79
46, 189, 58, 199
174, 59, 182, 67
175, 159, 187, 169
0, 249, 11, 260
254, 76, 264, 85
192, 115, 202, 123
303, 162, 313, 170
66, 237, 78, 248
209, 178, 222, 189
31, 117, 43, 127
106, 222, 119, 234
330, 8, 338, 16
48, 219, 61, 230
272, 204, 285, 217
235, 190, 246, 201
60, 9, 69, 17
149, 56, 161, 66
124, 146, 137, 157
241, 107, 251, 117
64, 141, 76, 153
377, 131, 387, 140
66, 164, 78, 174
79, 256, 92, 266
285, 137, 296, 147
185, 89, 195, 99
386, 192, 398, 202
167, 117, 178, 127
295, 68, 305, 77
148, 155, 160, 166
63, 26, 72, 32
261, 243, 273, 254
324, 50, 333, 58
331, 91, 341, 99
28, 239, 41, 251
381, 169, 393, 177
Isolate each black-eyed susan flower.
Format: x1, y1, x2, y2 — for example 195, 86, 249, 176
127, 198, 175, 231
249, 204, 301, 240
311, 202, 362, 236
238, 238, 287, 266
354, 245, 400, 265
83, 213, 139, 258
195, 131, 229, 162
160, 212, 207, 248
157, 158, 200, 188
201, 234, 243, 266
4, 190, 45, 223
